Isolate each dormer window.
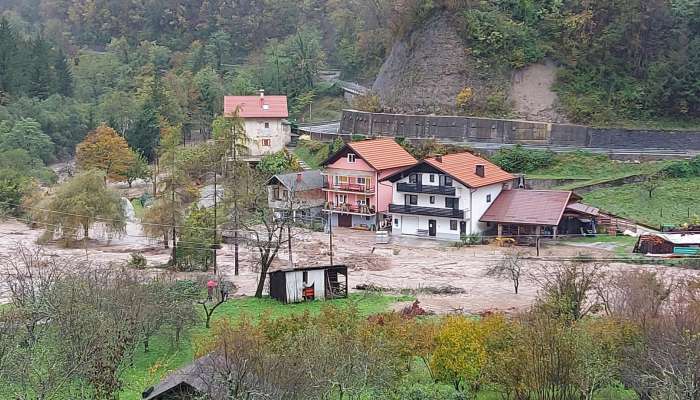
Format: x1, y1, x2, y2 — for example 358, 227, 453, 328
262, 104, 270, 110
347, 153, 356, 163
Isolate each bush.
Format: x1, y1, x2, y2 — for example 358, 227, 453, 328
127, 252, 147, 269
491, 145, 555, 173
381, 382, 464, 400
662, 156, 700, 178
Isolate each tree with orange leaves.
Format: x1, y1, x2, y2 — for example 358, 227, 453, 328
76, 123, 135, 182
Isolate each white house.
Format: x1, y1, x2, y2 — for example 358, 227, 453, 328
382, 152, 515, 240
223, 90, 291, 159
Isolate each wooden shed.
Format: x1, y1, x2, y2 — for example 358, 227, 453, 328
268, 265, 348, 304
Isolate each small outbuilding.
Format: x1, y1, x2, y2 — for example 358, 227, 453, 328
634, 233, 700, 255
480, 189, 599, 243
268, 265, 348, 304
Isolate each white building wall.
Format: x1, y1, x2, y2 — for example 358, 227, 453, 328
284, 269, 326, 303
244, 118, 291, 158
390, 175, 506, 238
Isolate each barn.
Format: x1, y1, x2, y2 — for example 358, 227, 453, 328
268, 265, 348, 304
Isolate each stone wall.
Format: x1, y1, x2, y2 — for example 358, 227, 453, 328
339, 110, 700, 151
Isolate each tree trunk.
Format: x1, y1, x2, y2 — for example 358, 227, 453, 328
83, 224, 89, 240
255, 258, 270, 298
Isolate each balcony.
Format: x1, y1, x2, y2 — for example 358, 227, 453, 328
389, 204, 464, 219
324, 202, 376, 216
323, 181, 375, 194
397, 183, 455, 196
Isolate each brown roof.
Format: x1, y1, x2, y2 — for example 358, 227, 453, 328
224, 95, 288, 118
424, 152, 514, 188
480, 190, 576, 226
566, 202, 599, 216
344, 138, 417, 170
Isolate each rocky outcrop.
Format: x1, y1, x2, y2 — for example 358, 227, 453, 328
372, 11, 565, 122
372, 12, 476, 114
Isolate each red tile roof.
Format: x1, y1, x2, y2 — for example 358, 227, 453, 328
480, 190, 576, 226
224, 95, 288, 118
346, 138, 417, 171
424, 152, 514, 188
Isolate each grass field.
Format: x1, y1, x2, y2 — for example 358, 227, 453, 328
293, 144, 322, 169
527, 152, 670, 184
559, 235, 639, 256
583, 177, 700, 227
120, 293, 411, 399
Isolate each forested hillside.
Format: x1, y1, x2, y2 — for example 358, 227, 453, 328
0, 0, 697, 172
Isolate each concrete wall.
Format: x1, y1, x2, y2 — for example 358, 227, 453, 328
339, 110, 700, 151
245, 118, 291, 157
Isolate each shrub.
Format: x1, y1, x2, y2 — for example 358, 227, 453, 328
491, 145, 555, 173
127, 252, 147, 269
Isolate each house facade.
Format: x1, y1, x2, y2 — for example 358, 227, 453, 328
223, 90, 291, 159
266, 170, 324, 221
383, 152, 515, 240
321, 138, 417, 229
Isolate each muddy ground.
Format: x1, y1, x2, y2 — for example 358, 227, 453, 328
1, 220, 698, 314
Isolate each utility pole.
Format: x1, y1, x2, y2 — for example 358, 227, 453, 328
232, 127, 240, 276
329, 213, 333, 266
171, 144, 177, 265
287, 219, 293, 268
212, 161, 218, 274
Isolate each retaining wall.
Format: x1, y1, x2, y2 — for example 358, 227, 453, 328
339, 110, 700, 151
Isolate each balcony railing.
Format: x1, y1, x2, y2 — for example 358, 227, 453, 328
324, 202, 376, 215
323, 181, 375, 194
388, 204, 464, 219
396, 183, 456, 196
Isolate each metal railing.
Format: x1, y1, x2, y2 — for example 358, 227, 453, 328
324, 202, 376, 215
323, 181, 375, 193
389, 204, 464, 219
396, 183, 455, 196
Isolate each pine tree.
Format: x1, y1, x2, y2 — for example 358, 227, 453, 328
0, 18, 21, 96
26, 36, 52, 99
52, 48, 73, 97
127, 103, 160, 162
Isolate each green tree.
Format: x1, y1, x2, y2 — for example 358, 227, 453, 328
26, 36, 53, 99
33, 170, 126, 244
0, 118, 55, 164
257, 150, 301, 176
52, 48, 73, 97
125, 150, 150, 188
127, 104, 160, 161
175, 205, 219, 271
0, 17, 22, 96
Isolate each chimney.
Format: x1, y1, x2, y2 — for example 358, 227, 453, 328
259, 89, 265, 108
475, 164, 485, 178
435, 154, 443, 163
296, 172, 303, 182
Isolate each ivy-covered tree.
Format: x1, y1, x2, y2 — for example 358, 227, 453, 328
32, 170, 126, 244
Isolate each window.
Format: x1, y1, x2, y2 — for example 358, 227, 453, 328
357, 197, 367, 206
282, 189, 288, 200
394, 218, 399, 226
357, 177, 365, 185
486, 194, 492, 203
272, 187, 280, 200
429, 174, 435, 183
450, 220, 458, 231
334, 176, 348, 186
408, 174, 417, 184
405, 194, 417, 205
445, 197, 458, 209
264, 122, 270, 129
429, 196, 435, 204
335, 194, 347, 204
444, 176, 453, 187
347, 153, 356, 163
261, 138, 271, 147
302, 271, 308, 283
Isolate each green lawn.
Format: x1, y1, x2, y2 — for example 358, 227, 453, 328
583, 177, 700, 227
120, 293, 411, 399
293, 145, 322, 169
559, 235, 639, 256
527, 152, 670, 185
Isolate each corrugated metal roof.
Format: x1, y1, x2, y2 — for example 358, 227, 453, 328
480, 189, 573, 226
224, 95, 288, 118
566, 202, 600, 216
346, 138, 417, 171
267, 170, 323, 192
424, 152, 514, 188
653, 233, 700, 245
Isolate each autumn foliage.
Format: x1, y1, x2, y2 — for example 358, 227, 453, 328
76, 124, 136, 182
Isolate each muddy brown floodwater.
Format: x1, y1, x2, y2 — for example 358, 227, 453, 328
2, 221, 699, 314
